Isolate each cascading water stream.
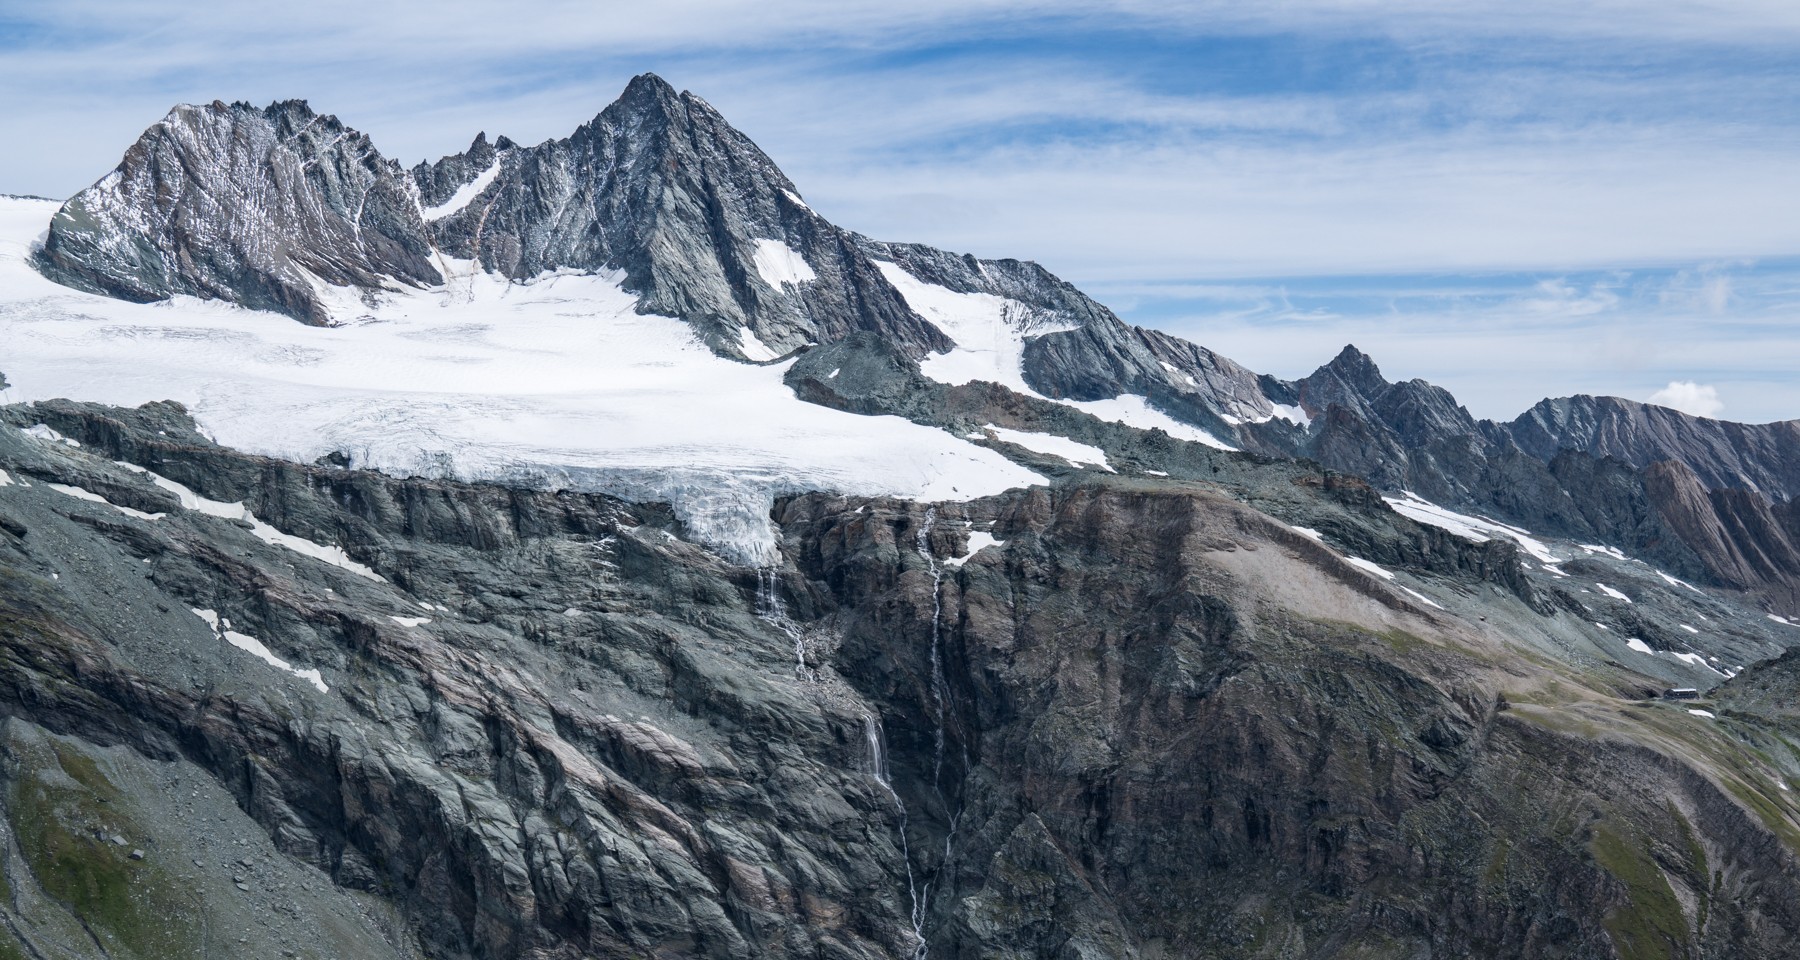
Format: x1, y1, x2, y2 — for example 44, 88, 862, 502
865, 714, 929, 957
755, 566, 810, 681
896, 507, 967, 960
914, 509, 949, 799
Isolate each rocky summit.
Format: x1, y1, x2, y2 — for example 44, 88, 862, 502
5, 73, 1800, 959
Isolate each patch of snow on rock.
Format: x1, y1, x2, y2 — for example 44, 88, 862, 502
191, 608, 328, 693
875, 260, 1073, 395
421, 159, 503, 221
1400, 586, 1444, 610
1269, 403, 1311, 428
1595, 583, 1632, 603
1382, 491, 1557, 564
46, 482, 165, 520
1689, 709, 1715, 718
1626, 638, 1654, 654
1671, 651, 1726, 675
750, 238, 816, 289
943, 531, 1004, 568
23, 423, 79, 447
1657, 570, 1704, 594
1345, 556, 1396, 580
143, 469, 384, 581
1058, 395, 1236, 451
737, 326, 780, 362
980, 425, 1113, 471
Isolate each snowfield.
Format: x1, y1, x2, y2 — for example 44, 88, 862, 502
1383, 490, 1559, 564
875, 260, 1238, 450
0, 197, 1045, 564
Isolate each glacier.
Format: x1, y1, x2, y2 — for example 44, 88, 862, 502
0, 197, 1044, 564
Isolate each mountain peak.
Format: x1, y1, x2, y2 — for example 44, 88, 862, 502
621, 71, 679, 101
38, 96, 438, 324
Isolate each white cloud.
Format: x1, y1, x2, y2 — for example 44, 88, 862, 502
1647, 381, 1725, 418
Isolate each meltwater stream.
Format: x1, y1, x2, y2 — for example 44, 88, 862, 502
888, 507, 967, 960
755, 567, 810, 681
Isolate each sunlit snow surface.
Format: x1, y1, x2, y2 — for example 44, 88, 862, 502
981, 425, 1113, 471
750, 238, 816, 289
875, 260, 1236, 449
421, 160, 503, 221
1382, 490, 1558, 564
0, 198, 1044, 564
1059, 396, 1237, 451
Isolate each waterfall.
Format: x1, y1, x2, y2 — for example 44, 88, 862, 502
864, 712, 927, 956
864, 714, 891, 788
899, 507, 969, 960
913, 508, 949, 799
755, 566, 809, 681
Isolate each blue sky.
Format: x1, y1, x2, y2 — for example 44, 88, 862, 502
4, 1, 1799, 421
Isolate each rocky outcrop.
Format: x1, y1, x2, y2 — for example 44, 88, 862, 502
779, 484, 1800, 957
36, 100, 441, 325
5, 398, 1800, 958
421, 74, 948, 360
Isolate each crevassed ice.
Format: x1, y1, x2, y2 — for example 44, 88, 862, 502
0, 197, 1044, 566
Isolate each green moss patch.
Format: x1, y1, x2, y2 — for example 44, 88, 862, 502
1590, 822, 1688, 960
8, 737, 202, 960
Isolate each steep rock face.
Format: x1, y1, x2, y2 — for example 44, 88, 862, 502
36, 100, 440, 325
779, 485, 1800, 958
1513, 395, 1800, 500
7, 398, 1800, 958
410, 131, 515, 210
1644, 459, 1800, 605
421, 74, 946, 360
862, 238, 1288, 434
0, 403, 923, 960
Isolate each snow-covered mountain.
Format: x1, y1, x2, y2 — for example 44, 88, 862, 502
12, 72, 1800, 960
21, 72, 1800, 603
